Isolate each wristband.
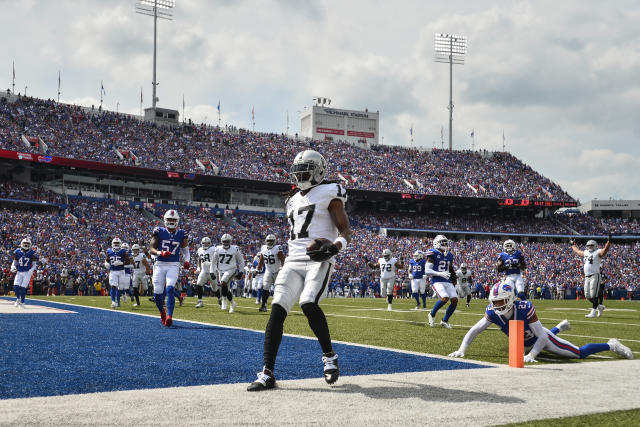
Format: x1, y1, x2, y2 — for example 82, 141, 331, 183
334, 236, 348, 251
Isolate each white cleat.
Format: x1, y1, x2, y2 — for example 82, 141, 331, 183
440, 320, 452, 329
221, 299, 228, 311
123, 294, 128, 303
132, 303, 139, 307
411, 306, 420, 310
597, 304, 605, 317
229, 300, 237, 313
255, 299, 260, 305
110, 301, 116, 308
585, 309, 597, 318
387, 304, 393, 311
608, 339, 634, 360
14, 300, 19, 307
428, 312, 435, 327
19, 303, 26, 309
556, 319, 571, 332
195, 301, 204, 308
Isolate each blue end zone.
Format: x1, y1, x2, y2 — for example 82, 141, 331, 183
0, 298, 489, 399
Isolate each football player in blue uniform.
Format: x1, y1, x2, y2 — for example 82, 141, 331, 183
11, 238, 38, 308
497, 239, 527, 300
449, 281, 634, 361
105, 237, 133, 308
409, 250, 427, 310
425, 235, 458, 328
149, 209, 190, 327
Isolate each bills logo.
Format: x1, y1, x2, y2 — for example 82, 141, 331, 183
502, 284, 513, 292
37, 156, 52, 163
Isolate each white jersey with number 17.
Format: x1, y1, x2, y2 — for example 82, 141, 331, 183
285, 182, 347, 261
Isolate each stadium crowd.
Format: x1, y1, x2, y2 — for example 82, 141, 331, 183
1, 198, 638, 300
0, 96, 574, 200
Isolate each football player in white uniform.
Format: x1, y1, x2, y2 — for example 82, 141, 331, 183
215, 234, 244, 313
131, 243, 151, 307
195, 237, 218, 308
257, 234, 285, 312
366, 249, 405, 311
455, 263, 473, 308
248, 150, 352, 392
571, 234, 611, 318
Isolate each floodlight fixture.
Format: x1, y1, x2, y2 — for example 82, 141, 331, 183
434, 33, 467, 150
135, 0, 175, 109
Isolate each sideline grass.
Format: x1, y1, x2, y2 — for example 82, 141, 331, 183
495, 407, 640, 426
30, 295, 639, 365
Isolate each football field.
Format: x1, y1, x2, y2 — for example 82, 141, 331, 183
0, 295, 638, 426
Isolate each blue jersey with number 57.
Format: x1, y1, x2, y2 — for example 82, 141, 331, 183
153, 227, 186, 263
498, 251, 524, 275
14, 248, 38, 272
409, 258, 426, 279
106, 248, 128, 271
425, 248, 453, 284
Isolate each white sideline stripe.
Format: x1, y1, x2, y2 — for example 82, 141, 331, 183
23, 298, 496, 367
545, 308, 637, 312
326, 302, 640, 327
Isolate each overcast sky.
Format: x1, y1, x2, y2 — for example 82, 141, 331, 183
2, 0, 639, 203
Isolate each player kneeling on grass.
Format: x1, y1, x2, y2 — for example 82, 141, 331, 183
248, 150, 352, 391
449, 282, 634, 362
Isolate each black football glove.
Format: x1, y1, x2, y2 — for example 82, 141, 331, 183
607, 231, 612, 242
307, 240, 340, 262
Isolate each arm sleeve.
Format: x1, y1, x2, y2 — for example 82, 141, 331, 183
11, 260, 17, 270
424, 261, 440, 276
526, 321, 549, 358
182, 246, 190, 263
459, 316, 492, 353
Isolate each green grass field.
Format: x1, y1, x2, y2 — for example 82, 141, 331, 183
30, 295, 639, 364
497, 408, 640, 426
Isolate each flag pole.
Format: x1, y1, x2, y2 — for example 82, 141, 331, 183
140, 87, 143, 116
57, 70, 61, 102
12, 61, 15, 95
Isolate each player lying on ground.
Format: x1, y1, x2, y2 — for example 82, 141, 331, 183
449, 282, 634, 362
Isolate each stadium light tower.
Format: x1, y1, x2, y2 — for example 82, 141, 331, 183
135, 0, 174, 110
434, 33, 467, 150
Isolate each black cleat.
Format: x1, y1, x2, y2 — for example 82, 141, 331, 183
322, 353, 339, 385
247, 369, 276, 392
259, 306, 267, 312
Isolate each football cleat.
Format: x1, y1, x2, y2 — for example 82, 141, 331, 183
110, 301, 116, 308
221, 299, 228, 310
322, 353, 339, 385
165, 315, 173, 327
412, 306, 420, 310
195, 301, 204, 308
428, 312, 435, 327
247, 369, 276, 392
585, 309, 597, 318
178, 295, 184, 307
608, 339, 634, 359
19, 303, 25, 309
597, 304, 605, 317
556, 319, 571, 332
440, 320, 452, 329
229, 300, 237, 313
387, 304, 393, 311
160, 309, 167, 325
255, 298, 260, 304
132, 303, 138, 307
259, 306, 267, 312
14, 300, 19, 307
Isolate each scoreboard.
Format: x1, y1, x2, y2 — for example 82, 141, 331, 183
300, 105, 379, 145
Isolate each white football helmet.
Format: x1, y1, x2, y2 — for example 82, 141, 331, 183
433, 235, 449, 253
201, 237, 212, 249
20, 238, 32, 251
413, 250, 423, 260
382, 249, 392, 261
164, 209, 180, 230
489, 281, 516, 317
221, 234, 232, 249
586, 240, 597, 251
112, 237, 122, 251
265, 234, 276, 248
290, 150, 328, 191
460, 263, 467, 273
503, 239, 516, 254
131, 243, 141, 255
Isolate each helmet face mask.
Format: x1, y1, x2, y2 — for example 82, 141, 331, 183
489, 282, 516, 317
503, 239, 516, 254
290, 150, 328, 191
20, 238, 32, 251
266, 234, 276, 248
201, 237, 211, 249
121, 243, 129, 252
586, 240, 597, 251
382, 249, 391, 261
221, 234, 232, 249
413, 250, 423, 260
433, 235, 449, 253
131, 243, 140, 256
112, 237, 122, 251
460, 262, 467, 274
164, 209, 180, 231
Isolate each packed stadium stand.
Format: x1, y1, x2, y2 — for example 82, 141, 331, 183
1, 95, 638, 300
